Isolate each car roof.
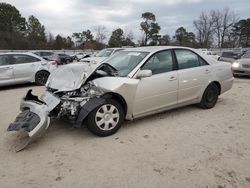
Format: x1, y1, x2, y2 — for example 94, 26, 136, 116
122, 46, 196, 53
0, 52, 44, 59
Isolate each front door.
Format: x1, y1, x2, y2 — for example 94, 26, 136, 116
133, 50, 178, 118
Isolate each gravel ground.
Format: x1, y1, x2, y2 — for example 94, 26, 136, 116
0, 78, 250, 188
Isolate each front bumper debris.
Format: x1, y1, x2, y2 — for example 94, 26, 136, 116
7, 90, 54, 151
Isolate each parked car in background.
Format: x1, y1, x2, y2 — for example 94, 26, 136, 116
232, 50, 250, 76
218, 51, 241, 63
80, 48, 124, 64
8, 46, 233, 151
75, 52, 86, 61
0, 52, 57, 86
57, 53, 73, 64
31, 51, 61, 65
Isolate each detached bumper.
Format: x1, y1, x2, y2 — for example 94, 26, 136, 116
7, 90, 53, 151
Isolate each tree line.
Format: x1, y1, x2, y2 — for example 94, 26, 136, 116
0, 2, 249, 50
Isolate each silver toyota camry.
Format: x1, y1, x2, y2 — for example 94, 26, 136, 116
8, 46, 234, 151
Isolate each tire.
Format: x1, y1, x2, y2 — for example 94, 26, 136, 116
66, 60, 70, 64
199, 83, 219, 109
35, 71, 50, 85
86, 99, 124, 137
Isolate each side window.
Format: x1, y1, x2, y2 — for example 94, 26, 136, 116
175, 50, 202, 70
12, 55, 41, 64
141, 50, 173, 75
0, 55, 12, 66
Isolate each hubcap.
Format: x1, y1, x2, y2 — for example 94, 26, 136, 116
95, 104, 120, 131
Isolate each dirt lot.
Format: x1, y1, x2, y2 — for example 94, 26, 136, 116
0, 78, 250, 188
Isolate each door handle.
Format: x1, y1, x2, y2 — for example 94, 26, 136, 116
168, 76, 177, 81
205, 69, 211, 74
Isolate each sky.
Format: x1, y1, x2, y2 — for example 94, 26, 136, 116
3, 0, 250, 40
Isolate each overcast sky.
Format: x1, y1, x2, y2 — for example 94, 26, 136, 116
3, 0, 250, 40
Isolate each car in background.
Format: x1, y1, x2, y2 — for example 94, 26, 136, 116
74, 52, 86, 61
31, 51, 61, 65
232, 50, 250, 76
80, 48, 124, 64
218, 51, 241, 63
0, 52, 57, 86
57, 53, 73, 64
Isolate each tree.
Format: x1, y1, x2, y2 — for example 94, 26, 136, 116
0, 3, 26, 33
140, 12, 161, 45
108, 28, 125, 47
159, 34, 170, 45
0, 3, 27, 49
93, 25, 108, 43
211, 8, 238, 48
194, 11, 215, 48
175, 27, 189, 46
26, 15, 46, 49
232, 19, 250, 47
72, 29, 93, 48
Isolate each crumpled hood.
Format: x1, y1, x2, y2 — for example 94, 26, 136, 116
46, 63, 98, 91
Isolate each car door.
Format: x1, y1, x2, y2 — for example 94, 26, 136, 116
174, 49, 211, 104
0, 54, 15, 86
11, 54, 41, 83
133, 50, 178, 118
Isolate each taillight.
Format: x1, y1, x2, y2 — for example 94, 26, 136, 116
51, 60, 58, 65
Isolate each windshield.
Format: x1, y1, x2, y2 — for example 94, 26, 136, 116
105, 51, 149, 77
95, 49, 114, 57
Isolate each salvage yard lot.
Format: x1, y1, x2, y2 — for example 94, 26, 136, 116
0, 78, 250, 188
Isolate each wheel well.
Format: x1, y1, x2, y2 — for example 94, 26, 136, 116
211, 81, 221, 95
36, 70, 50, 76
102, 92, 127, 116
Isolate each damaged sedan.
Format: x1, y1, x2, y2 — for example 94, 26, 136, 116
8, 46, 234, 151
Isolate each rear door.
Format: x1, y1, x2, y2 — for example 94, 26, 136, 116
11, 54, 41, 82
174, 49, 211, 104
0, 55, 15, 86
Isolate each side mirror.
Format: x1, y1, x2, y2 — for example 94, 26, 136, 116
136, 69, 152, 79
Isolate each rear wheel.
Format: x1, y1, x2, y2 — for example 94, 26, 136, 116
35, 71, 50, 85
199, 83, 219, 109
87, 99, 124, 137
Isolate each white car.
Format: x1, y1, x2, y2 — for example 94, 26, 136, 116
80, 48, 124, 64
8, 46, 234, 151
0, 52, 57, 86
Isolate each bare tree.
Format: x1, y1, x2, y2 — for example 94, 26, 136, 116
211, 8, 238, 48
193, 11, 215, 48
93, 25, 108, 43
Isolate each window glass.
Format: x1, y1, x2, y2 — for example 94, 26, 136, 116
41, 52, 53, 56
0, 55, 12, 66
12, 55, 40, 64
141, 50, 173, 75
95, 49, 114, 57
106, 51, 149, 77
175, 50, 200, 70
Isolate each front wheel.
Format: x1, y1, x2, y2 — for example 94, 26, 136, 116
199, 83, 219, 109
86, 99, 124, 137
35, 71, 50, 85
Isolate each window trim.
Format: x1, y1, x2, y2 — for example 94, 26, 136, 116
173, 48, 209, 70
